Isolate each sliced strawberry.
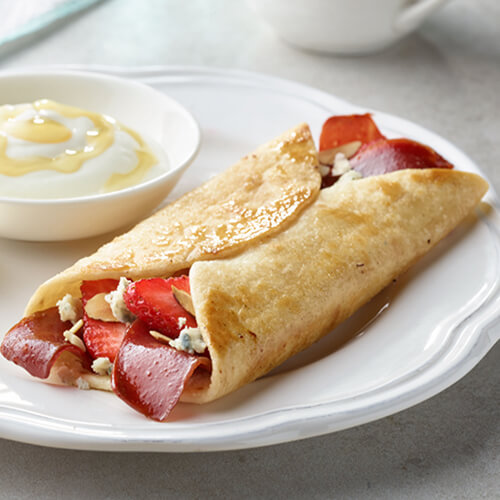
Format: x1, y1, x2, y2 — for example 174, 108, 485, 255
123, 276, 197, 338
81, 279, 121, 302
319, 114, 385, 152
81, 279, 128, 362
82, 320, 127, 362
350, 138, 454, 177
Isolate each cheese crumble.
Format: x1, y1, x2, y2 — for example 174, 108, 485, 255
332, 152, 362, 184
57, 293, 82, 324
105, 277, 136, 323
331, 152, 353, 176
76, 377, 90, 390
91, 357, 113, 376
336, 169, 362, 185
169, 327, 206, 354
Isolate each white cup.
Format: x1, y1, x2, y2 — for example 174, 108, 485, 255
248, 0, 450, 54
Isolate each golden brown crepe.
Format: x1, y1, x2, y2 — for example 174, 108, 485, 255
26, 124, 320, 315
15, 124, 488, 408
185, 168, 488, 402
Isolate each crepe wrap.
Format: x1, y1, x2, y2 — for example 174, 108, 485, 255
185, 168, 488, 403
21, 125, 488, 405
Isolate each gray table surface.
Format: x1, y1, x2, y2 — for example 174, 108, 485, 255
0, 0, 499, 498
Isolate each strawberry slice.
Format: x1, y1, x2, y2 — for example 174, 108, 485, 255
81, 279, 128, 362
123, 276, 197, 338
350, 138, 454, 177
319, 114, 385, 152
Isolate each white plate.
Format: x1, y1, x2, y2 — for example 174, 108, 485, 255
1, 66, 499, 452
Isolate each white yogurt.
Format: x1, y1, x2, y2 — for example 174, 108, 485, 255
0, 100, 168, 199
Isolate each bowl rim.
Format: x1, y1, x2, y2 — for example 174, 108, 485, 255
0, 68, 201, 206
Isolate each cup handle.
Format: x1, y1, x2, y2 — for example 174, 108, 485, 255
394, 0, 449, 34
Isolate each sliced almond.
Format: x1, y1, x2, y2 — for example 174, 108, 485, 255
150, 330, 173, 344
63, 319, 86, 352
84, 293, 116, 322
318, 141, 362, 165
172, 286, 195, 315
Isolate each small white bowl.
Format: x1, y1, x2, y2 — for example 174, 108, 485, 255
0, 69, 201, 241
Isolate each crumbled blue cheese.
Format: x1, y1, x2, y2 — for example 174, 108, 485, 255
63, 319, 85, 351
336, 169, 362, 185
104, 277, 136, 323
332, 152, 362, 184
57, 294, 82, 324
91, 357, 113, 376
319, 152, 362, 183
177, 316, 187, 329
169, 327, 206, 354
331, 152, 353, 176
76, 377, 90, 390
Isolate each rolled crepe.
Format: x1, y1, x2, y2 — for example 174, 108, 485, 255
2, 123, 489, 414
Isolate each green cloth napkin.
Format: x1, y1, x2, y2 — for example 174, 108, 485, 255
0, 0, 103, 57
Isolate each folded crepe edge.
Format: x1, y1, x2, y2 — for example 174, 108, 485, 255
25, 123, 321, 316
183, 168, 489, 404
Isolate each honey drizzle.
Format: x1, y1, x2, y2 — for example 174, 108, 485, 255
0, 100, 157, 193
